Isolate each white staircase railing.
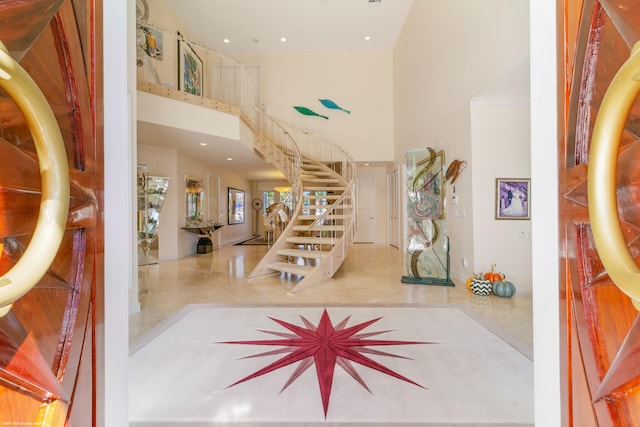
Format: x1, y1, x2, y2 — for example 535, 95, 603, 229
250, 108, 303, 240
248, 118, 356, 293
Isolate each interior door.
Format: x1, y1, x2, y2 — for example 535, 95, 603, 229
387, 169, 400, 248
355, 175, 375, 243
560, 0, 640, 425
0, 1, 102, 425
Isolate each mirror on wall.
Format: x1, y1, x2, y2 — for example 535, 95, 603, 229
228, 187, 245, 225
185, 175, 204, 225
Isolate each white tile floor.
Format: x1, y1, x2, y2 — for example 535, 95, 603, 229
129, 243, 533, 426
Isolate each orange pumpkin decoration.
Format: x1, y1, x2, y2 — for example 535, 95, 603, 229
483, 264, 504, 283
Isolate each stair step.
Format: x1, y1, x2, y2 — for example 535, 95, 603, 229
304, 186, 346, 192
277, 248, 329, 259
286, 236, 336, 245
293, 225, 345, 231
305, 204, 352, 210
268, 262, 314, 276
298, 214, 348, 220
304, 194, 341, 200
302, 178, 340, 183
301, 171, 333, 177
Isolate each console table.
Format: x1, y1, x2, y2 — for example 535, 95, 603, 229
181, 225, 224, 253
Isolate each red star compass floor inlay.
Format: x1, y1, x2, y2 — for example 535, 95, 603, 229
221, 309, 432, 417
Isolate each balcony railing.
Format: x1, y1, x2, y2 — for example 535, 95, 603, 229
136, 19, 259, 122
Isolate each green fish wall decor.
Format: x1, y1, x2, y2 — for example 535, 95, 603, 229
319, 98, 351, 114
293, 106, 329, 120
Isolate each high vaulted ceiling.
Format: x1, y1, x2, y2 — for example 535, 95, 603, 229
138, 0, 413, 180
163, 0, 413, 55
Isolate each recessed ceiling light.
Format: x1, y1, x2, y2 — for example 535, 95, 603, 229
199, 142, 207, 146
223, 38, 230, 44
226, 157, 233, 161
364, 36, 371, 41
364, 162, 372, 166
280, 37, 287, 42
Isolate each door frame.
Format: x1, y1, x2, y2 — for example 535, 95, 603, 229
386, 168, 400, 248
530, 1, 562, 425
99, 1, 564, 425
102, 1, 132, 425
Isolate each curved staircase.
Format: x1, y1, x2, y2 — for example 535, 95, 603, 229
248, 110, 355, 293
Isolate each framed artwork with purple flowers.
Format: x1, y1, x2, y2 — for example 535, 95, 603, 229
495, 178, 530, 220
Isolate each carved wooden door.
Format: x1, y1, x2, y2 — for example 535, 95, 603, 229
0, 0, 102, 425
561, 0, 640, 425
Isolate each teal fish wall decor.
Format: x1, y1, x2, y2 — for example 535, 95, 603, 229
319, 98, 351, 114
294, 106, 329, 120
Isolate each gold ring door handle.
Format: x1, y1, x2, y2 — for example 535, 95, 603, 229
588, 41, 640, 311
0, 41, 70, 316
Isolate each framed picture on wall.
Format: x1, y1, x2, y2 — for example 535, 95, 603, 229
495, 178, 530, 220
178, 38, 203, 96
228, 187, 245, 225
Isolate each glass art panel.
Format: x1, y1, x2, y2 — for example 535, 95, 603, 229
402, 147, 453, 286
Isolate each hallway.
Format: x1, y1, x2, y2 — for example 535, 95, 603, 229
129, 243, 533, 425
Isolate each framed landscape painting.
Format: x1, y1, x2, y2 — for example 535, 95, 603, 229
495, 178, 530, 220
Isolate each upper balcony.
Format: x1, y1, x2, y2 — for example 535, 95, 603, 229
136, 20, 282, 181
137, 20, 258, 119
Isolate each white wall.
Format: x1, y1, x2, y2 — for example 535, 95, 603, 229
393, 0, 530, 282
237, 52, 394, 163
470, 98, 532, 294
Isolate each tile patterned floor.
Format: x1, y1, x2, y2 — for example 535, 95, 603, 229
129, 243, 533, 426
